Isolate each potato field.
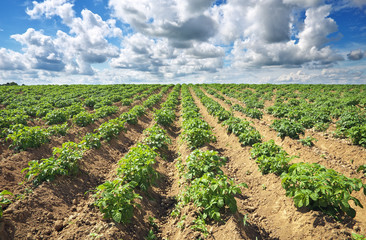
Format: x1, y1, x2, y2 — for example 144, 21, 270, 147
0, 84, 366, 240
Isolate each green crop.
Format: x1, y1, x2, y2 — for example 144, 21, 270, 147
72, 111, 94, 127
23, 141, 84, 185
142, 124, 171, 150
82, 133, 101, 149
43, 109, 67, 125
94, 105, 118, 119
347, 125, 366, 147
97, 119, 126, 141
180, 173, 245, 222
298, 136, 317, 147
184, 150, 227, 181
182, 128, 216, 149
281, 162, 366, 218
154, 108, 175, 127
6, 124, 49, 150
117, 143, 159, 191
238, 129, 262, 146
270, 119, 305, 139
251, 140, 293, 175
0, 190, 13, 218
93, 181, 141, 223
47, 122, 69, 136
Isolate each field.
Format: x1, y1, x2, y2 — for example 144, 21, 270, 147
1, 84, 366, 240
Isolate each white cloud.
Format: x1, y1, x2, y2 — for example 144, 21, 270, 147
1, 0, 122, 75
27, 0, 75, 24
0, 0, 365, 84
347, 49, 365, 60
228, 4, 343, 68
0, 48, 28, 70
283, 0, 324, 7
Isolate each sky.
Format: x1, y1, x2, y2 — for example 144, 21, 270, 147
0, 0, 365, 85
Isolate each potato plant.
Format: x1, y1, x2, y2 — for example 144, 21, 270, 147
93, 181, 141, 223
23, 141, 85, 185
281, 162, 366, 218
270, 118, 305, 139
0, 190, 13, 218
117, 143, 159, 191
6, 125, 49, 150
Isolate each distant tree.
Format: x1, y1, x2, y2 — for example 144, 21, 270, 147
1, 82, 18, 86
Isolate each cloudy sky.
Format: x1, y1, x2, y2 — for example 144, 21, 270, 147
0, 0, 365, 84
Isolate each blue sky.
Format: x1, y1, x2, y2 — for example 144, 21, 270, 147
0, 0, 365, 84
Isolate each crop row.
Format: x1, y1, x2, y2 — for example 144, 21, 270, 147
92, 85, 181, 226
21, 86, 170, 186
207, 84, 366, 148
168, 85, 245, 237
193, 85, 366, 220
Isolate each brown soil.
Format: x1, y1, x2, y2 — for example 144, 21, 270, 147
0, 92, 169, 239
199, 86, 366, 239
1, 86, 365, 240
0, 90, 162, 200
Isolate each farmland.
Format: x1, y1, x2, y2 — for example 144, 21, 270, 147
0, 84, 366, 240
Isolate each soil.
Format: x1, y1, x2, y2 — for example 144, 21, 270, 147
0, 86, 365, 240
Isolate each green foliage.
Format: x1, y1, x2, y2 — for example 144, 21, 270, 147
251, 140, 293, 175
0, 190, 13, 218
84, 98, 96, 108
352, 233, 366, 240
23, 142, 84, 185
93, 181, 141, 223
72, 111, 94, 127
64, 104, 84, 117
82, 133, 102, 149
143, 94, 162, 109
142, 124, 171, 150
238, 129, 262, 146
281, 162, 366, 218
97, 119, 126, 141
347, 125, 366, 147
94, 105, 118, 119
47, 122, 69, 136
6, 125, 49, 150
120, 112, 138, 124
298, 136, 317, 147
181, 173, 245, 221
222, 117, 253, 135
314, 122, 329, 132
129, 105, 146, 117
43, 109, 67, 125
184, 150, 227, 180
357, 165, 366, 176
121, 98, 133, 106
117, 143, 159, 191
270, 119, 305, 139
154, 108, 175, 127
182, 127, 216, 149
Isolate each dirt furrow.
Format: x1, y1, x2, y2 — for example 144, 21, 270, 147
219, 86, 366, 170
0, 89, 164, 199
1, 95, 169, 239
191, 87, 364, 239
202, 87, 365, 179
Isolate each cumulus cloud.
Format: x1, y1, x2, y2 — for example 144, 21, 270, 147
0, 48, 28, 70
283, 0, 325, 7
27, 0, 75, 24
228, 3, 342, 68
1, 0, 365, 83
12, 28, 65, 71
0, 0, 122, 75
110, 33, 224, 77
108, 0, 217, 45
347, 49, 365, 60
